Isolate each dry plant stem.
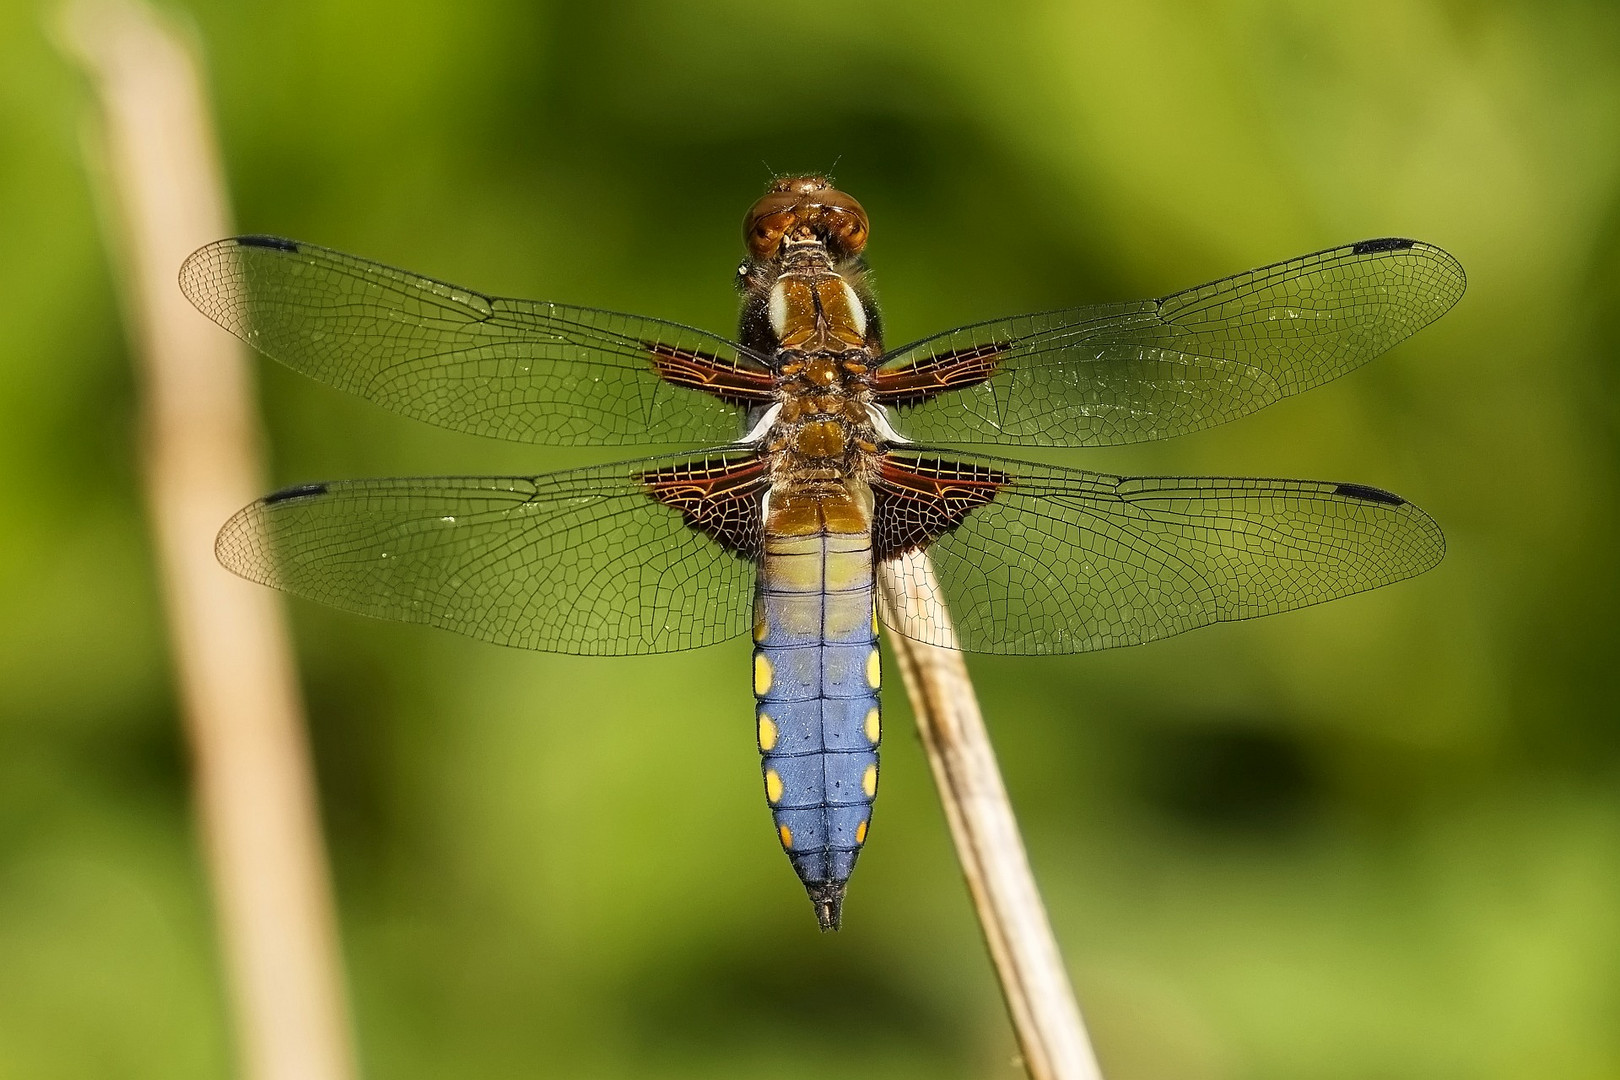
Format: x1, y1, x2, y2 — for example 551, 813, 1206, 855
59, 4, 357, 1079
878, 552, 1103, 1080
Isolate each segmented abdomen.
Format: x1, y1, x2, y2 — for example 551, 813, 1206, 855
752, 527, 881, 910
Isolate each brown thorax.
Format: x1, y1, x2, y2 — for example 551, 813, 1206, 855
738, 177, 887, 504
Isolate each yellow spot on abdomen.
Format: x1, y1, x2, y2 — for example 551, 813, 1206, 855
863, 708, 881, 745
753, 616, 768, 643
754, 653, 774, 696
872, 605, 879, 635
779, 823, 793, 849
855, 820, 868, 845
757, 713, 778, 752
862, 763, 878, 798
765, 770, 784, 804
865, 649, 880, 689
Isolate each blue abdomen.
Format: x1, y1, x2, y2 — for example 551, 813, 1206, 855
752, 530, 880, 930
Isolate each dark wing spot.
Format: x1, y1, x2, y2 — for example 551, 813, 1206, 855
1351, 237, 1417, 255
1334, 482, 1404, 506
236, 235, 300, 252
263, 482, 329, 505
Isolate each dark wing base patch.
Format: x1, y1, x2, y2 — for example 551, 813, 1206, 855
642, 455, 769, 560
872, 342, 1006, 408
646, 342, 776, 407
872, 453, 1009, 561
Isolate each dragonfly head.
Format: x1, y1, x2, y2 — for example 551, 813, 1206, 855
744, 176, 869, 261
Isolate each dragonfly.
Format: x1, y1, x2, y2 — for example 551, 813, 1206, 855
180, 176, 1464, 931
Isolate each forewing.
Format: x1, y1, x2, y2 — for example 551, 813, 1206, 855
875, 239, 1465, 446
180, 237, 772, 446
876, 450, 1444, 654
217, 452, 766, 655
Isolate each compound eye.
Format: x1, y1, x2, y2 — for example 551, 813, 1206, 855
808, 190, 869, 256
744, 192, 800, 258
820, 207, 868, 256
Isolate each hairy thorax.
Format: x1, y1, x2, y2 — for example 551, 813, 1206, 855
751, 249, 884, 535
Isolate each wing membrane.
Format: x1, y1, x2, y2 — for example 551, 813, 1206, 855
877, 450, 1444, 654
876, 239, 1465, 446
180, 237, 769, 446
217, 452, 765, 655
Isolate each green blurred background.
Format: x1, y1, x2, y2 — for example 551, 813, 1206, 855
4, 1, 1619, 1077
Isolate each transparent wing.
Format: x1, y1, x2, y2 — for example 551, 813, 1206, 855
180, 237, 769, 446
875, 239, 1465, 446
877, 450, 1445, 655
217, 452, 765, 655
